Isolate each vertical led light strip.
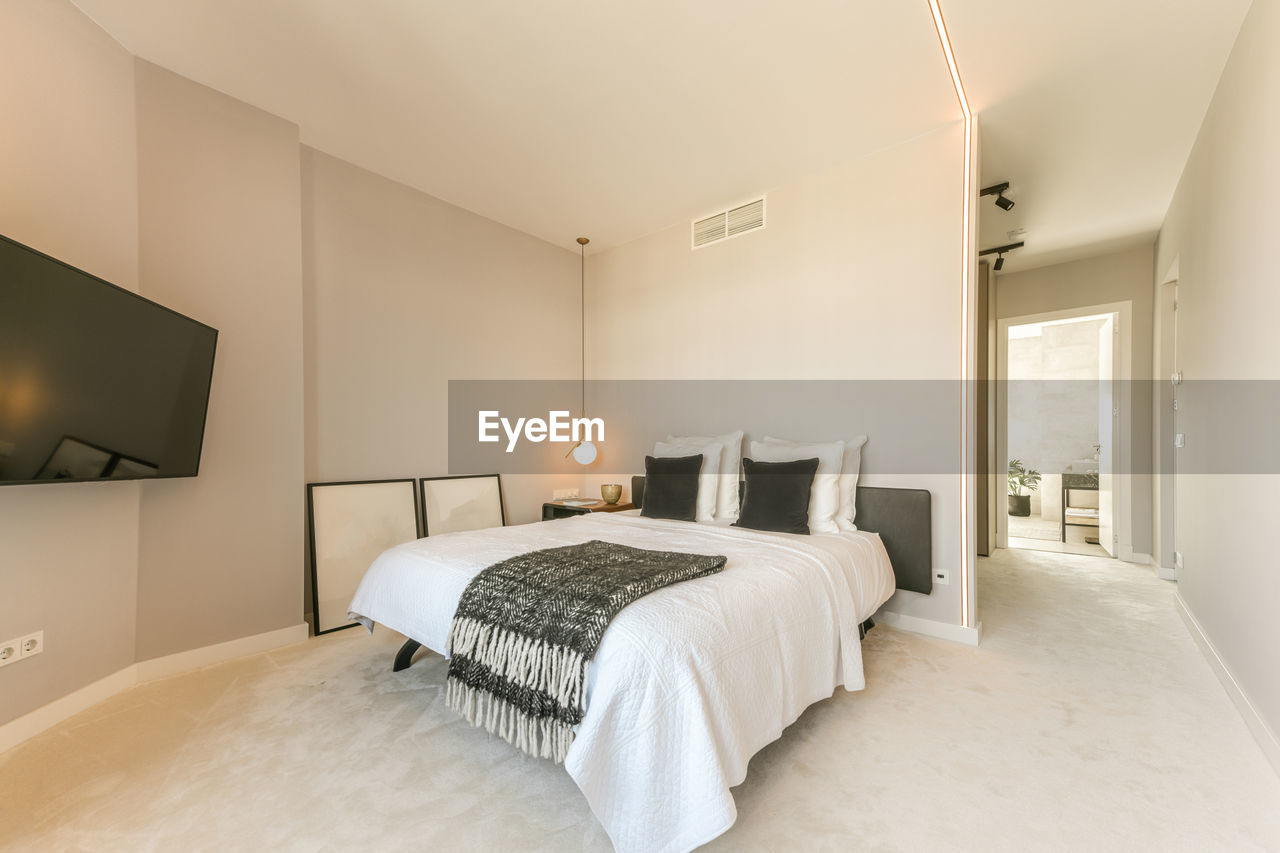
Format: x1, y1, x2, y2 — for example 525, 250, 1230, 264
928, 0, 974, 628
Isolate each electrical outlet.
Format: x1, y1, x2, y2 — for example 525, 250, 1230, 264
552, 488, 580, 500
0, 630, 42, 669
1174, 552, 1184, 570
934, 568, 950, 585
19, 630, 43, 658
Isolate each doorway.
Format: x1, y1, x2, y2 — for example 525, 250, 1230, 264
996, 302, 1132, 558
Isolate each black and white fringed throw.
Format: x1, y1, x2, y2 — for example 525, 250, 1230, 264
445, 539, 726, 763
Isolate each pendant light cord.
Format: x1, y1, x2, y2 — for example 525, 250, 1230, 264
580, 239, 586, 419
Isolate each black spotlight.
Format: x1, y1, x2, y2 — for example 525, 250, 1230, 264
981, 181, 1015, 211
994, 254, 1005, 271
980, 240, 1022, 269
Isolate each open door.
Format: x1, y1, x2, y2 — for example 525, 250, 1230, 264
1097, 315, 1116, 556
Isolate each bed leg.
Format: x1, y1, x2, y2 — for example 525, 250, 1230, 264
392, 638, 423, 672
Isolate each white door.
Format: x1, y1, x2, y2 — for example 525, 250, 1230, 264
1097, 315, 1116, 556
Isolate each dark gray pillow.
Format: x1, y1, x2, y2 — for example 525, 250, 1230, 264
640, 454, 703, 522
734, 457, 819, 534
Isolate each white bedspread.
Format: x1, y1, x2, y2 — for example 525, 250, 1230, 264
348, 511, 895, 853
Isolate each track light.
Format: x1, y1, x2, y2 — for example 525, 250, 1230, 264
981, 181, 1015, 211
979, 241, 1023, 272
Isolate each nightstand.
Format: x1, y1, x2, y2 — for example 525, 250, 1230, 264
542, 500, 635, 520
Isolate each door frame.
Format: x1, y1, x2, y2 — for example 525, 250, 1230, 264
995, 300, 1134, 556
1154, 265, 1179, 579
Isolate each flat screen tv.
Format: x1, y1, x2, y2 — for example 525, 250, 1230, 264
0, 235, 218, 486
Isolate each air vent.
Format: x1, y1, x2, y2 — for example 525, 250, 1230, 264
693, 212, 726, 247
692, 197, 765, 249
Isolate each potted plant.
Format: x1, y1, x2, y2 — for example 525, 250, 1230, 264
1007, 459, 1041, 517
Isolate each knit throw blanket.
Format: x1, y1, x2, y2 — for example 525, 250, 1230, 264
445, 539, 727, 763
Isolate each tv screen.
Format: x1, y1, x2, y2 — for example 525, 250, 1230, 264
0, 235, 217, 486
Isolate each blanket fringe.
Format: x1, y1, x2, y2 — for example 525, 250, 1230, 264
445, 677, 575, 763
447, 616, 586, 710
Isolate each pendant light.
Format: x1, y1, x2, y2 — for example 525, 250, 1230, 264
566, 237, 597, 465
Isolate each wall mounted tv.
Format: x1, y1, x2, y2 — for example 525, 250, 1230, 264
0, 235, 218, 486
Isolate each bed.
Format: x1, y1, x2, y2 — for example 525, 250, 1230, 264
348, 485, 928, 853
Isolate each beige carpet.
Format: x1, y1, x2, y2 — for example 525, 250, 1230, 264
2, 549, 1279, 851
1007, 513, 1063, 541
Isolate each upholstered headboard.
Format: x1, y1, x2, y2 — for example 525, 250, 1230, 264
630, 475, 932, 595
852, 486, 932, 595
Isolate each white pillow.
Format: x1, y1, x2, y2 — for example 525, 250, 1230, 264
764, 435, 867, 530
653, 439, 721, 523
753, 437, 845, 534
666, 431, 743, 520
834, 435, 868, 531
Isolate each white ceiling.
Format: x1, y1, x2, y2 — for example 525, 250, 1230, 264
70, 1, 1250, 265
949, 0, 1251, 272
70, 0, 958, 253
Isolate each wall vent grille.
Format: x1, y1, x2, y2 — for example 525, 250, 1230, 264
692, 197, 765, 249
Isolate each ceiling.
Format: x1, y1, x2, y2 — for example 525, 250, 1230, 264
70, 0, 958, 253
71, 1, 1250, 264
949, 0, 1251, 272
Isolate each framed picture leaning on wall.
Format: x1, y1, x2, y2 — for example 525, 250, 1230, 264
419, 474, 505, 536
307, 478, 421, 635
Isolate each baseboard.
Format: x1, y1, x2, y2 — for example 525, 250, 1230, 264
0, 666, 138, 755
1156, 566, 1178, 581
1125, 551, 1154, 566
0, 622, 309, 756
876, 610, 982, 646
135, 623, 308, 682
1176, 593, 1280, 777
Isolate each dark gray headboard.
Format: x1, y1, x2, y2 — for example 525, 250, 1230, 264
852, 486, 932, 595
631, 475, 932, 595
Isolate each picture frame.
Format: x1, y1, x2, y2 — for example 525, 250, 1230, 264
419, 474, 505, 536
307, 479, 421, 635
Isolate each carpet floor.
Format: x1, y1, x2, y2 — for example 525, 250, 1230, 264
2, 548, 1278, 851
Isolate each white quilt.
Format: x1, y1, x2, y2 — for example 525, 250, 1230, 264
348, 511, 895, 853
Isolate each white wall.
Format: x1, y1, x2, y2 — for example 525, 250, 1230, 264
0, 0, 141, 726
996, 245, 1155, 555
300, 148, 584, 530
1155, 0, 1280, 756
586, 123, 969, 626
133, 62, 306, 660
